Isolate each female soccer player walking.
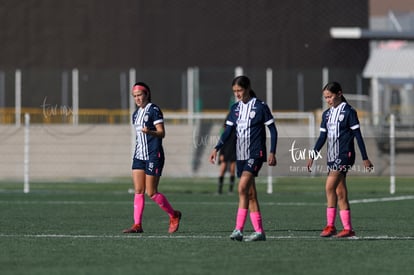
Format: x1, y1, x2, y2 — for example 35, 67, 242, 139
307, 81, 373, 238
210, 75, 278, 242
123, 82, 181, 234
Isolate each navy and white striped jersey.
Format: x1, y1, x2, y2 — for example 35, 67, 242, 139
132, 103, 164, 160
226, 98, 275, 161
316, 102, 363, 162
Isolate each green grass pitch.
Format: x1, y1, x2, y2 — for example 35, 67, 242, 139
0, 177, 413, 275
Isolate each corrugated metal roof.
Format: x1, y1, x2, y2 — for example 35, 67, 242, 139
363, 47, 414, 78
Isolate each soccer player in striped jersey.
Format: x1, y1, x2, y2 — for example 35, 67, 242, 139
307, 81, 373, 238
123, 82, 181, 234
210, 76, 278, 242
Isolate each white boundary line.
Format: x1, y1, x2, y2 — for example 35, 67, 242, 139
1, 197, 413, 241
0, 195, 413, 206
350, 195, 414, 204
0, 233, 412, 240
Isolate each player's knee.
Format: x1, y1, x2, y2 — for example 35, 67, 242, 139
238, 183, 248, 192
336, 190, 347, 202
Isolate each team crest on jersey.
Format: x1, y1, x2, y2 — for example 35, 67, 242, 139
249, 111, 256, 119
339, 114, 344, 121
144, 115, 149, 122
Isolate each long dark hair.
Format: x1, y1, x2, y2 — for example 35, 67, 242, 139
232, 75, 257, 98
133, 82, 152, 102
322, 81, 347, 103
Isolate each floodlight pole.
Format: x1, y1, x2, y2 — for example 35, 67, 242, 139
72, 68, 79, 125
187, 67, 195, 127
266, 68, 273, 194
322, 67, 329, 110
15, 69, 22, 127
129, 68, 136, 158
389, 114, 396, 194
23, 113, 30, 193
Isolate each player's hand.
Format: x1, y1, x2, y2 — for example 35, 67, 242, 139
363, 159, 374, 172
307, 159, 313, 172
268, 153, 277, 166
209, 149, 218, 164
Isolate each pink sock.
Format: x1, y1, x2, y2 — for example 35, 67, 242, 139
133, 194, 145, 225
250, 211, 264, 233
327, 207, 337, 226
235, 208, 248, 231
340, 210, 352, 230
151, 193, 175, 217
